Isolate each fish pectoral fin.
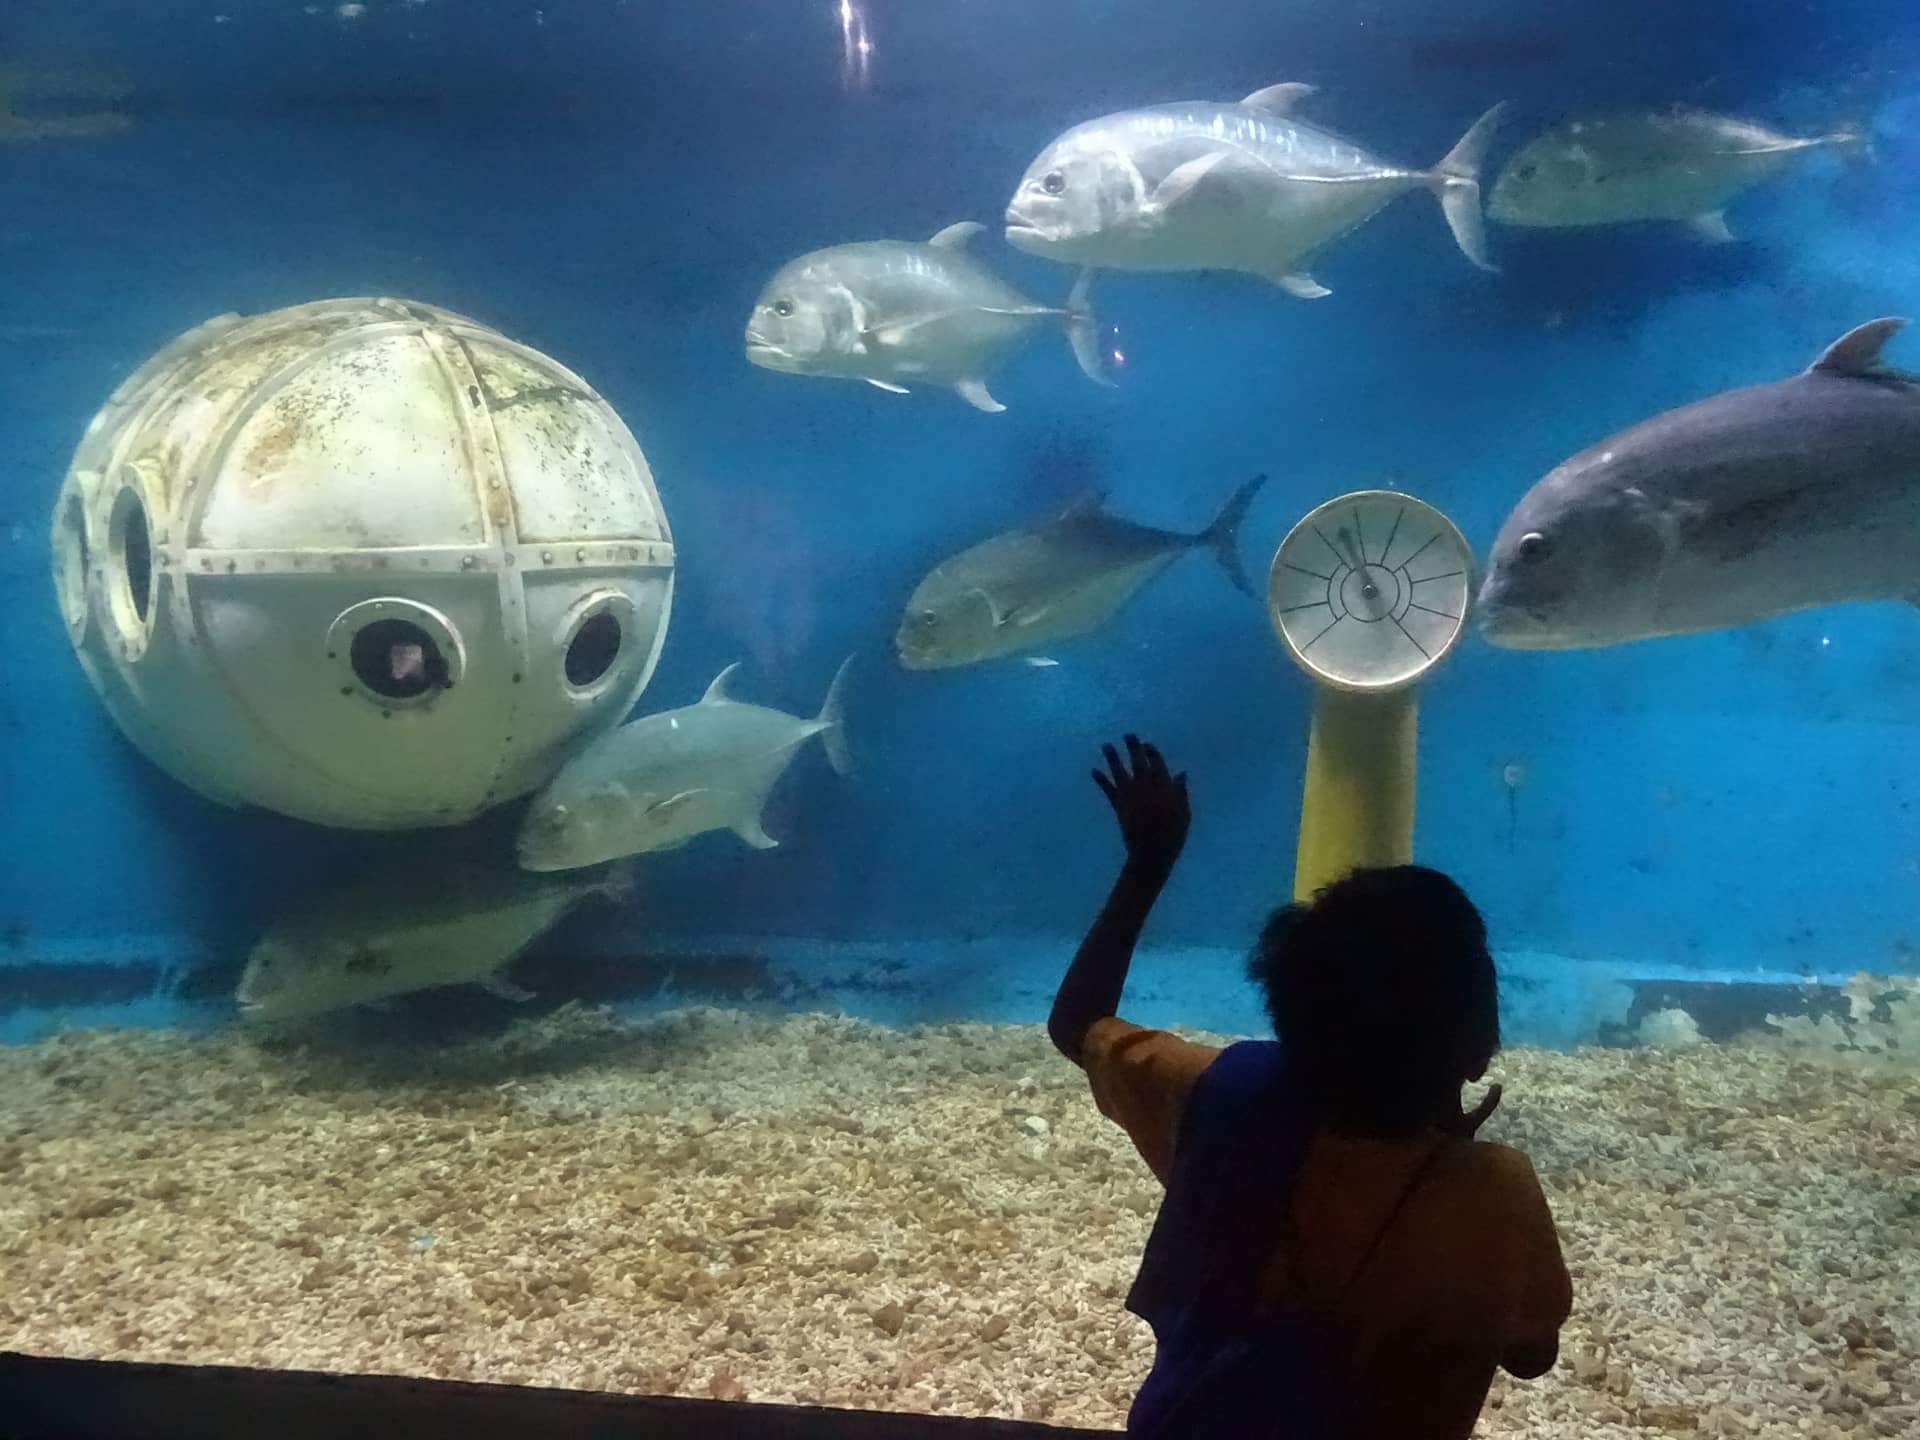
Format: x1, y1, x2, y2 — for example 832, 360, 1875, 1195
1686, 210, 1736, 243
481, 973, 536, 1003
955, 378, 1006, 413
1002, 600, 1053, 629
1023, 656, 1060, 668
864, 310, 960, 347
965, 587, 1011, 628
865, 378, 911, 394
648, 788, 709, 816
827, 282, 871, 336
1267, 269, 1332, 299
927, 220, 985, 250
1239, 82, 1316, 115
733, 811, 780, 850
966, 582, 1052, 630
1144, 150, 1235, 217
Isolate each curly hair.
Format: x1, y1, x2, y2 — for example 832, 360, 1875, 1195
1248, 865, 1499, 1135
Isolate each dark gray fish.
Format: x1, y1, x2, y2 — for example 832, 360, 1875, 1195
896, 476, 1266, 669
1477, 318, 1920, 650
1489, 109, 1863, 242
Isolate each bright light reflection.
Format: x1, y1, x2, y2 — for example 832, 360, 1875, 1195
837, 0, 873, 91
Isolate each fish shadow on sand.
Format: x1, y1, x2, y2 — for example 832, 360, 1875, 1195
240, 995, 721, 1093
236, 942, 817, 1091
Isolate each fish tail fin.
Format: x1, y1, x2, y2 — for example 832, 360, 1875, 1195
1429, 101, 1507, 273
1063, 267, 1114, 388
815, 656, 854, 777
1199, 474, 1268, 597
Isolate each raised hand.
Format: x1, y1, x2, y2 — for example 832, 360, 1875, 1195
1091, 734, 1191, 880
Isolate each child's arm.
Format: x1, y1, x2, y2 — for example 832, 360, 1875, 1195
1048, 735, 1189, 1064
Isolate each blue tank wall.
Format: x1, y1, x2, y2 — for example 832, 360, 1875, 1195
1, 0, 1916, 1038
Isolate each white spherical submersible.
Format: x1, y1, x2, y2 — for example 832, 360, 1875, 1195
49, 297, 676, 830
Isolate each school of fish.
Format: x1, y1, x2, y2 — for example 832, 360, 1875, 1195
217, 64, 1899, 1021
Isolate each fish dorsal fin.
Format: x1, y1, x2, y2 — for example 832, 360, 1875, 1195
702, 662, 743, 703
1054, 489, 1108, 523
928, 221, 985, 250
1809, 317, 1908, 379
1240, 82, 1315, 115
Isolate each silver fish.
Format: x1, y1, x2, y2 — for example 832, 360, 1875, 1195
1004, 84, 1505, 297
744, 221, 1108, 413
518, 660, 853, 870
235, 859, 631, 1022
896, 476, 1266, 669
1477, 318, 1920, 650
1488, 108, 1864, 242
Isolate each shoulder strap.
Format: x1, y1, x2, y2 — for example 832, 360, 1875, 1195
1337, 1136, 1459, 1300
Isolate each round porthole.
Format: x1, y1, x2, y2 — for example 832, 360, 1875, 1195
327, 599, 465, 709
54, 492, 91, 641
559, 591, 636, 695
106, 481, 155, 651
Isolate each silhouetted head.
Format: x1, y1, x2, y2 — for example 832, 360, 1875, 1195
1248, 865, 1498, 1135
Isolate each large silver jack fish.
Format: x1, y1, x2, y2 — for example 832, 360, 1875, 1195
1004, 84, 1506, 297
518, 660, 853, 870
745, 222, 1109, 413
1478, 318, 1920, 650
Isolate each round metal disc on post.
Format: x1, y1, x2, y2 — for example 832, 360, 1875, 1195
1267, 489, 1473, 692
1268, 490, 1475, 901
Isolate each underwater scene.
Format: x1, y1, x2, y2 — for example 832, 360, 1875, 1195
1, 0, 1917, 1434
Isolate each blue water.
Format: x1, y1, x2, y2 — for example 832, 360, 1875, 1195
2, 0, 1917, 1038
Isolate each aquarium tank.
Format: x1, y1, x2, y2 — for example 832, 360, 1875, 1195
1, 0, 1915, 1432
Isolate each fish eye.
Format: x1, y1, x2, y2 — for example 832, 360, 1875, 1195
914, 609, 938, 629
1516, 532, 1550, 562
1516, 164, 1537, 180
1042, 170, 1066, 196
772, 299, 795, 318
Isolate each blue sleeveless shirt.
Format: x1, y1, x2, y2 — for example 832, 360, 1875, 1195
1124, 1039, 1332, 1437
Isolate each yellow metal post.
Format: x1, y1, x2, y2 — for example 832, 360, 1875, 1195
1293, 686, 1419, 902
